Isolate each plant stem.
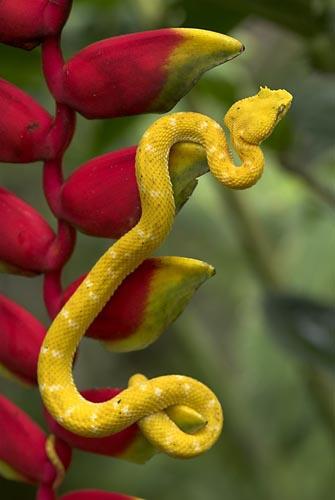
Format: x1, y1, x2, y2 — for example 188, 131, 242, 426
282, 160, 335, 209
223, 190, 281, 289
44, 269, 63, 319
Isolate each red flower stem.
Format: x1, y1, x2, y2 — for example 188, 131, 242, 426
42, 34, 64, 98
43, 102, 76, 215
43, 156, 64, 216
41, 33, 77, 313
44, 268, 63, 319
45, 219, 76, 271
36, 484, 56, 500
42, 34, 75, 214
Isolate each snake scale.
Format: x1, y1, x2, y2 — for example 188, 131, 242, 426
38, 86, 292, 458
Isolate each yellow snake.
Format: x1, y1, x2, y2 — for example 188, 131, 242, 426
38, 86, 292, 459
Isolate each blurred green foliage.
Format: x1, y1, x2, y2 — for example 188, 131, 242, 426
0, 0, 334, 499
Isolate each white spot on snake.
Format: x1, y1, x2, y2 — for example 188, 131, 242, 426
218, 152, 225, 160
137, 228, 146, 238
208, 145, 217, 154
65, 407, 75, 417
207, 399, 216, 408
144, 144, 154, 152
112, 400, 119, 409
107, 267, 116, 277
183, 383, 191, 392
139, 383, 148, 391
214, 122, 221, 129
48, 384, 63, 393
85, 279, 93, 288
176, 375, 185, 381
121, 405, 130, 415
150, 190, 161, 198
51, 350, 62, 359
154, 387, 162, 397
192, 441, 201, 452
39, 383, 46, 392
108, 249, 117, 258
41, 346, 49, 355
169, 117, 177, 126
89, 291, 98, 301
68, 318, 79, 329
90, 412, 98, 421
200, 121, 209, 130
61, 309, 70, 319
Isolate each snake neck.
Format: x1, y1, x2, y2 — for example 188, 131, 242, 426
138, 112, 265, 191
230, 135, 264, 188
205, 124, 264, 190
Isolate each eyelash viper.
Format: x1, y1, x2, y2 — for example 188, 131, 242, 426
38, 86, 292, 459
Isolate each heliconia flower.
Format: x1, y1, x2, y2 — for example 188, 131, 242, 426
0, 0, 72, 50
0, 187, 74, 275
44, 388, 205, 465
0, 395, 72, 486
59, 142, 207, 239
60, 490, 141, 500
44, 28, 243, 119
61, 257, 215, 352
0, 294, 45, 386
0, 78, 74, 163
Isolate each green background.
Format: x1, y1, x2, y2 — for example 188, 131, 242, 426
0, 0, 334, 499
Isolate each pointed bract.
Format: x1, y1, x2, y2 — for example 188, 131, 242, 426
0, 396, 71, 485
0, 295, 45, 385
46, 28, 243, 118
59, 142, 207, 238
0, 187, 56, 274
0, 79, 56, 163
61, 257, 214, 351
0, 0, 72, 50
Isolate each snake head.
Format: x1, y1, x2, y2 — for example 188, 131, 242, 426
224, 86, 293, 145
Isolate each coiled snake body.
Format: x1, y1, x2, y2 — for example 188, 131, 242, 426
38, 87, 292, 458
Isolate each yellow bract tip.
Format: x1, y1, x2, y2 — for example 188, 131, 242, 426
166, 404, 207, 433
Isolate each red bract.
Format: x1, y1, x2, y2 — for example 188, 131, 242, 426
44, 388, 156, 465
0, 187, 75, 274
0, 79, 54, 163
60, 490, 140, 500
0, 79, 75, 163
59, 143, 207, 238
0, 187, 56, 274
60, 257, 214, 352
0, 294, 45, 386
44, 28, 243, 118
0, 395, 71, 486
0, 0, 72, 50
